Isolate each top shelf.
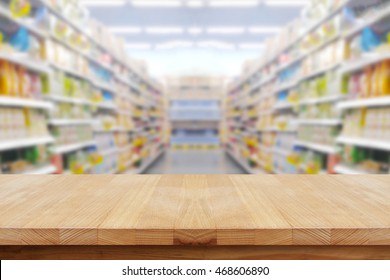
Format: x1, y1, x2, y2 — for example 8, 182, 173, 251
230, 0, 355, 92
33, 0, 160, 92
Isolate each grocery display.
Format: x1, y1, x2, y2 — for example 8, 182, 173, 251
0, 0, 165, 174
225, 0, 390, 175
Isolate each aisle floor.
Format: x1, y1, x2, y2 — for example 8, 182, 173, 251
145, 149, 246, 174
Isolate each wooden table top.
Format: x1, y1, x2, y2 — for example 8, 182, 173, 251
0, 175, 390, 246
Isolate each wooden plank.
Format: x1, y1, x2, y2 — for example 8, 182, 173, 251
0, 175, 389, 246
1, 246, 390, 260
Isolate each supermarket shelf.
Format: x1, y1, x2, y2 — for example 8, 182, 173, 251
96, 103, 118, 111
115, 75, 140, 91
273, 147, 291, 157
40, 1, 159, 92
274, 102, 295, 110
274, 80, 298, 94
340, 53, 390, 74
259, 144, 273, 154
344, 3, 390, 39
226, 150, 265, 175
278, 34, 340, 73
92, 80, 117, 94
0, 96, 54, 110
118, 144, 132, 152
50, 34, 114, 75
0, 136, 55, 152
334, 164, 371, 175
50, 63, 91, 81
137, 149, 165, 174
0, 5, 48, 39
300, 63, 340, 81
52, 140, 96, 154
21, 165, 57, 175
297, 119, 342, 126
299, 95, 343, 105
295, 140, 338, 154
49, 119, 95, 126
251, 74, 275, 91
337, 97, 390, 110
46, 95, 92, 105
230, 0, 352, 92
0, 53, 51, 74
337, 136, 390, 151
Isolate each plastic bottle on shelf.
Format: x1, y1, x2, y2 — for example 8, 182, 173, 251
16, 66, 26, 98
9, 62, 19, 97
378, 60, 390, 96
0, 60, 11, 96
371, 63, 380, 98
361, 67, 372, 99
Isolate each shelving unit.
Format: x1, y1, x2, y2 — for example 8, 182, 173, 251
225, 0, 390, 175
0, 0, 165, 175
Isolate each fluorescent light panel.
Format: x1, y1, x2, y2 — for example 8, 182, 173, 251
248, 26, 282, 33
109, 26, 142, 34
132, 0, 182, 7
239, 43, 265, 49
188, 27, 203, 35
264, 0, 309, 6
209, 0, 259, 7
80, 0, 126, 6
207, 27, 245, 34
156, 40, 194, 49
197, 40, 235, 50
145, 27, 184, 34
126, 43, 152, 50
186, 0, 204, 7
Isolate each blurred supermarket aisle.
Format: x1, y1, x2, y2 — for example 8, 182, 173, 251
145, 149, 245, 174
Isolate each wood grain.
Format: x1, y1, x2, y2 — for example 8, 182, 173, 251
1, 246, 390, 260
0, 175, 389, 246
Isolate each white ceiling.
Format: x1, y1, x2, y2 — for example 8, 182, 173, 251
83, 0, 306, 77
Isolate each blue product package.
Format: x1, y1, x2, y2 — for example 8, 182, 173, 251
360, 27, 381, 52
10, 27, 30, 52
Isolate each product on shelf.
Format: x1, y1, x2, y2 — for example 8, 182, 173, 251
342, 107, 390, 141
52, 125, 93, 146
0, 60, 44, 99
344, 60, 390, 99
299, 102, 340, 120
298, 150, 327, 174
0, 108, 48, 140
298, 125, 338, 147
340, 145, 390, 174
0, 145, 50, 174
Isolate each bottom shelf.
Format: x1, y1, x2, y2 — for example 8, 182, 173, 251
226, 150, 266, 175
20, 165, 57, 175
334, 164, 374, 175
127, 149, 165, 174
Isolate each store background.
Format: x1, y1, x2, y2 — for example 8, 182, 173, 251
0, 0, 389, 175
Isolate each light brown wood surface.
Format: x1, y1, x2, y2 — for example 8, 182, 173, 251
0, 175, 390, 246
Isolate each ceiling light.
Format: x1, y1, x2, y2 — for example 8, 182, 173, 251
188, 27, 203, 35
239, 43, 265, 50
207, 27, 245, 34
264, 0, 309, 7
209, 0, 259, 7
248, 26, 282, 33
132, 0, 182, 7
145, 27, 184, 34
109, 26, 142, 34
125, 43, 152, 50
80, 0, 126, 7
156, 41, 194, 49
186, 0, 204, 7
197, 41, 236, 50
